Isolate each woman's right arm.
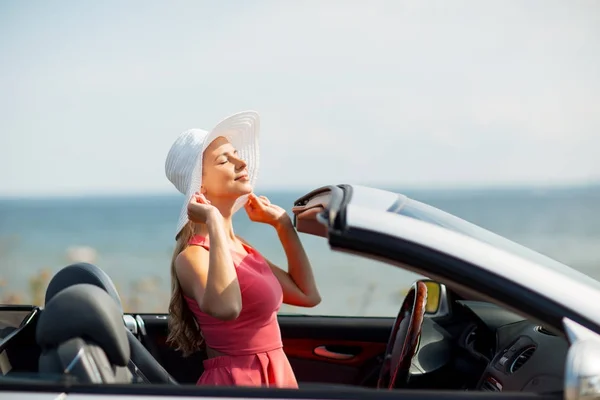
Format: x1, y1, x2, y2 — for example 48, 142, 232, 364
176, 209, 242, 321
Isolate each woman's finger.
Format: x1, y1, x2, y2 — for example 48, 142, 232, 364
249, 194, 263, 207
259, 196, 270, 205
244, 202, 256, 215
195, 194, 209, 204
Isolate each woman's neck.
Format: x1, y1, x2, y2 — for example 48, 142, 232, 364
193, 198, 238, 242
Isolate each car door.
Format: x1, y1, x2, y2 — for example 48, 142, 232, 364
132, 312, 392, 386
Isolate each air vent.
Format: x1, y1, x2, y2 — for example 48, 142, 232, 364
535, 326, 557, 336
509, 346, 535, 374
481, 376, 502, 392
465, 326, 477, 345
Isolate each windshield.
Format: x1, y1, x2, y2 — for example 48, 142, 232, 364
395, 196, 600, 290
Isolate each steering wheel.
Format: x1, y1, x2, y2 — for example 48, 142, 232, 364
377, 281, 428, 389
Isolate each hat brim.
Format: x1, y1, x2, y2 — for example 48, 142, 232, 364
175, 111, 260, 238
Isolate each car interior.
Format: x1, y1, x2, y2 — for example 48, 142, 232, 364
0, 188, 569, 399
0, 262, 568, 396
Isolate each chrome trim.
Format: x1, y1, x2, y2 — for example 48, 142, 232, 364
123, 315, 138, 335
0, 308, 39, 348
564, 318, 599, 344
508, 346, 535, 374
423, 282, 450, 317
534, 325, 557, 336
64, 347, 84, 374
565, 339, 600, 400
580, 375, 600, 399
128, 359, 150, 384
135, 315, 147, 336
564, 318, 600, 400
436, 283, 450, 317
20, 308, 39, 327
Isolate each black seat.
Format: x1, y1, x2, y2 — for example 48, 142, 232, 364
44, 262, 123, 310
37, 284, 132, 383
44, 262, 178, 385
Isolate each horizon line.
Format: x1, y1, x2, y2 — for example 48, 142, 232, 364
0, 180, 598, 201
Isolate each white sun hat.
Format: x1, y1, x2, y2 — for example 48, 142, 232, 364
165, 110, 260, 238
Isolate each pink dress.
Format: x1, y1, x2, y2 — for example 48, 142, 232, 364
183, 235, 298, 388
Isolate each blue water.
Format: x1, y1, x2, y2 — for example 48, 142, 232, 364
1, 186, 599, 317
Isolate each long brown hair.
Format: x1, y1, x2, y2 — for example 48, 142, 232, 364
166, 222, 205, 357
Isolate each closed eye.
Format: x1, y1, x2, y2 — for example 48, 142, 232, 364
215, 150, 237, 164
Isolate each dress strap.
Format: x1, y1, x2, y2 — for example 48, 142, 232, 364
188, 234, 210, 250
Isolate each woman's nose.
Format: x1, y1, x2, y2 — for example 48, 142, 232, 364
234, 156, 247, 170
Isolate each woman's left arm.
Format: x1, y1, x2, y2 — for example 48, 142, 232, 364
271, 216, 321, 307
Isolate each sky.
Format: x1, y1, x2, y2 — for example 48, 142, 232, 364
1, 0, 599, 197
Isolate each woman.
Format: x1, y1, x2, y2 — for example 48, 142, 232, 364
164, 111, 321, 388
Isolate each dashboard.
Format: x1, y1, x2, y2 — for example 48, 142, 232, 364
463, 300, 568, 393
409, 299, 567, 393
456, 300, 566, 393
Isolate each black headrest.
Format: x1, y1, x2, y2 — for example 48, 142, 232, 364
45, 263, 123, 312
36, 284, 129, 367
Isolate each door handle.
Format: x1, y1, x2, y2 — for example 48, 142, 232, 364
313, 345, 355, 360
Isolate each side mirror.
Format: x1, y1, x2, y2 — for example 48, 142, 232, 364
564, 338, 600, 400
419, 280, 450, 316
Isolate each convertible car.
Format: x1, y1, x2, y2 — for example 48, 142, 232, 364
0, 184, 599, 400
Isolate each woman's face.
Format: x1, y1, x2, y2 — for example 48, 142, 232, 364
201, 136, 252, 200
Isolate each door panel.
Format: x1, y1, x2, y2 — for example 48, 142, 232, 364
278, 315, 391, 386
135, 314, 392, 386
284, 339, 384, 366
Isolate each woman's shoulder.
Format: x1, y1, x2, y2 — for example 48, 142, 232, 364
175, 241, 210, 274
188, 234, 210, 248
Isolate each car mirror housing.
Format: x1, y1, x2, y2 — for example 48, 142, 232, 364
564, 338, 600, 400
417, 279, 450, 317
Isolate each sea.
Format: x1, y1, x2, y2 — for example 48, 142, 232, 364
1, 186, 599, 318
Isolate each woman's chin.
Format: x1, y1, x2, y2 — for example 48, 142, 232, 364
240, 186, 253, 196
233, 182, 253, 195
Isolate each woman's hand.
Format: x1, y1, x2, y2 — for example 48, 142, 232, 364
187, 193, 220, 224
244, 193, 289, 228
